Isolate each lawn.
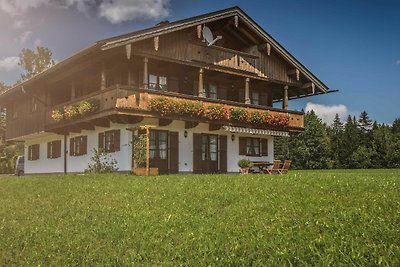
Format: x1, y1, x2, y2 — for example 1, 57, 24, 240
0, 170, 399, 266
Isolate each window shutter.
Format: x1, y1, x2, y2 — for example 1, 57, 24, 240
169, 76, 179, 92
169, 131, 179, 173
219, 135, 227, 173
82, 136, 87, 155
261, 139, 268, 156
98, 132, 104, 151
217, 86, 227, 100
28, 146, 32, 161
70, 138, 75, 156
56, 140, 62, 158
193, 133, 202, 173
114, 130, 120, 152
260, 91, 269, 106
34, 144, 40, 160
47, 142, 51, 159
192, 80, 198, 96
239, 137, 246, 155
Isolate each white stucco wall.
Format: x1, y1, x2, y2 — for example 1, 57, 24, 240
23, 118, 275, 174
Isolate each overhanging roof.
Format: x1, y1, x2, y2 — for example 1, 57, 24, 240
0, 6, 332, 101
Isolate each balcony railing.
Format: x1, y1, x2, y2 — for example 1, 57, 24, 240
45, 85, 304, 131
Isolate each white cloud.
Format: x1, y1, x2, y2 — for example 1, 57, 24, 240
34, 38, 43, 47
17, 31, 33, 44
13, 20, 24, 29
396, 60, 400, 66
98, 0, 170, 24
0, 56, 20, 72
0, 0, 49, 17
0, 0, 170, 23
305, 102, 349, 124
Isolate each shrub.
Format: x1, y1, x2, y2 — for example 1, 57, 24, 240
249, 111, 265, 125
238, 158, 254, 168
85, 148, 119, 173
132, 134, 147, 168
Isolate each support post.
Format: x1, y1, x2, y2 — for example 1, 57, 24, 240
283, 85, 289, 110
64, 135, 67, 175
146, 127, 150, 176
198, 68, 204, 97
143, 57, 148, 89
101, 62, 106, 90
245, 77, 251, 104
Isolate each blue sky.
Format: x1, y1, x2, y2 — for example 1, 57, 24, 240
0, 0, 399, 124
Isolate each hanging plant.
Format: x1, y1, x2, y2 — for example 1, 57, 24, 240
230, 107, 249, 122
51, 109, 64, 122
204, 104, 230, 120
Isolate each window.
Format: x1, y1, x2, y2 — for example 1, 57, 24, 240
70, 136, 87, 156
239, 137, 268, 157
208, 84, 218, 99
201, 134, 218, 161
47, 140, 61, 159
28, 144, 40, 161
149, 130, 168, 160
251, 91, 260, 105
99, 130, 120, 153
246, 138, 260, 156
149, 74, 168, 91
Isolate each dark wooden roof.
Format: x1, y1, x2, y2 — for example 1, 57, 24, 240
0, 6, 331, 100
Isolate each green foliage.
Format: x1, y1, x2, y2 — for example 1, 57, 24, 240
85, 149, 118, 173
275, 111, 400, 169
132, 134, 146, 168
51, 99, 99, 122
237, 158, 254, 168
19, 46, 55, 81
229, 107, 249, 122
0, 170, 399, 265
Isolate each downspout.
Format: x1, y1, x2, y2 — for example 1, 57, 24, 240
64, 135, 67, 175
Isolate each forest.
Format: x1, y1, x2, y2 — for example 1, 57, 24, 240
275, 111, 400, 169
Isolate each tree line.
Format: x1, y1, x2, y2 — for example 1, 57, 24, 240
274, 110, 400, 169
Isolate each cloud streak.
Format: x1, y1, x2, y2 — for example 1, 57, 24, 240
0, 0, 170, 24
305, 102, 350, 124
0, 56, 20, 72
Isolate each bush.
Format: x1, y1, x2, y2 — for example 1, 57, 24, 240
85, 149, 119, 173
238, 158, 254, 168
132, 134, 147, 168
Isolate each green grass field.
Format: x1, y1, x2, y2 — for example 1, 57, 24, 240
0, 170, 399, 266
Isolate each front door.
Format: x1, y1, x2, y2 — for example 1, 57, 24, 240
193, 133, 221, 173
150, 130, 169, 174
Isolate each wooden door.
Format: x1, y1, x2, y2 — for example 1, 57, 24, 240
149, 130, 169, 174
193, 134, 219, 173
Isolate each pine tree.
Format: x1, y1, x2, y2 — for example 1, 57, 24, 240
329, 113, 344, 168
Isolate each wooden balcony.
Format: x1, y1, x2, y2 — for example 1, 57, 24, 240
40, 85, 303, 136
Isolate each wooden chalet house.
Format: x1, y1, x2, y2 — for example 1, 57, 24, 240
0, 7, 332, 174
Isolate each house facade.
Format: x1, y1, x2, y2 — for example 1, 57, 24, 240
0, 7, 332, 174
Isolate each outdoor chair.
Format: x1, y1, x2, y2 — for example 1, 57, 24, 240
264, 160, 281, 174
278, 160, 292, 175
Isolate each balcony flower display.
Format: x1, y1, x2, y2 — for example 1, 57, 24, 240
229, 107, 249, 122
204, 104, 229, 120
148, 96, 290, 127
51, 99, 100, 122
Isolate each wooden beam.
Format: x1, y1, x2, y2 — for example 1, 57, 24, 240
245, 77, 251, 104
143, 57, 148, 89
282, 85, 289, 110
197, 25, 202, 39
126, 44, 132, 60
101, 62, 106, 90
209, 123, 222, 131
185, 121, 198, 129
77, 122, 95, 131
267, 43, 271, 56
159, 118, 172, 126
288, 69, 300, 81
301, 82, 315, 94
154, 36, 159, 51
234, 15, 239, 27
90, 118, 110, 128
198, 68, 204, 97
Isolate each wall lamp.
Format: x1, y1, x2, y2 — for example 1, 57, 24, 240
184, 130, 188, 138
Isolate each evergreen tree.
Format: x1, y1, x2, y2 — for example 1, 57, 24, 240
392, 118, 400, 134
329, 113, 344, 167
342, 115, 361, 168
